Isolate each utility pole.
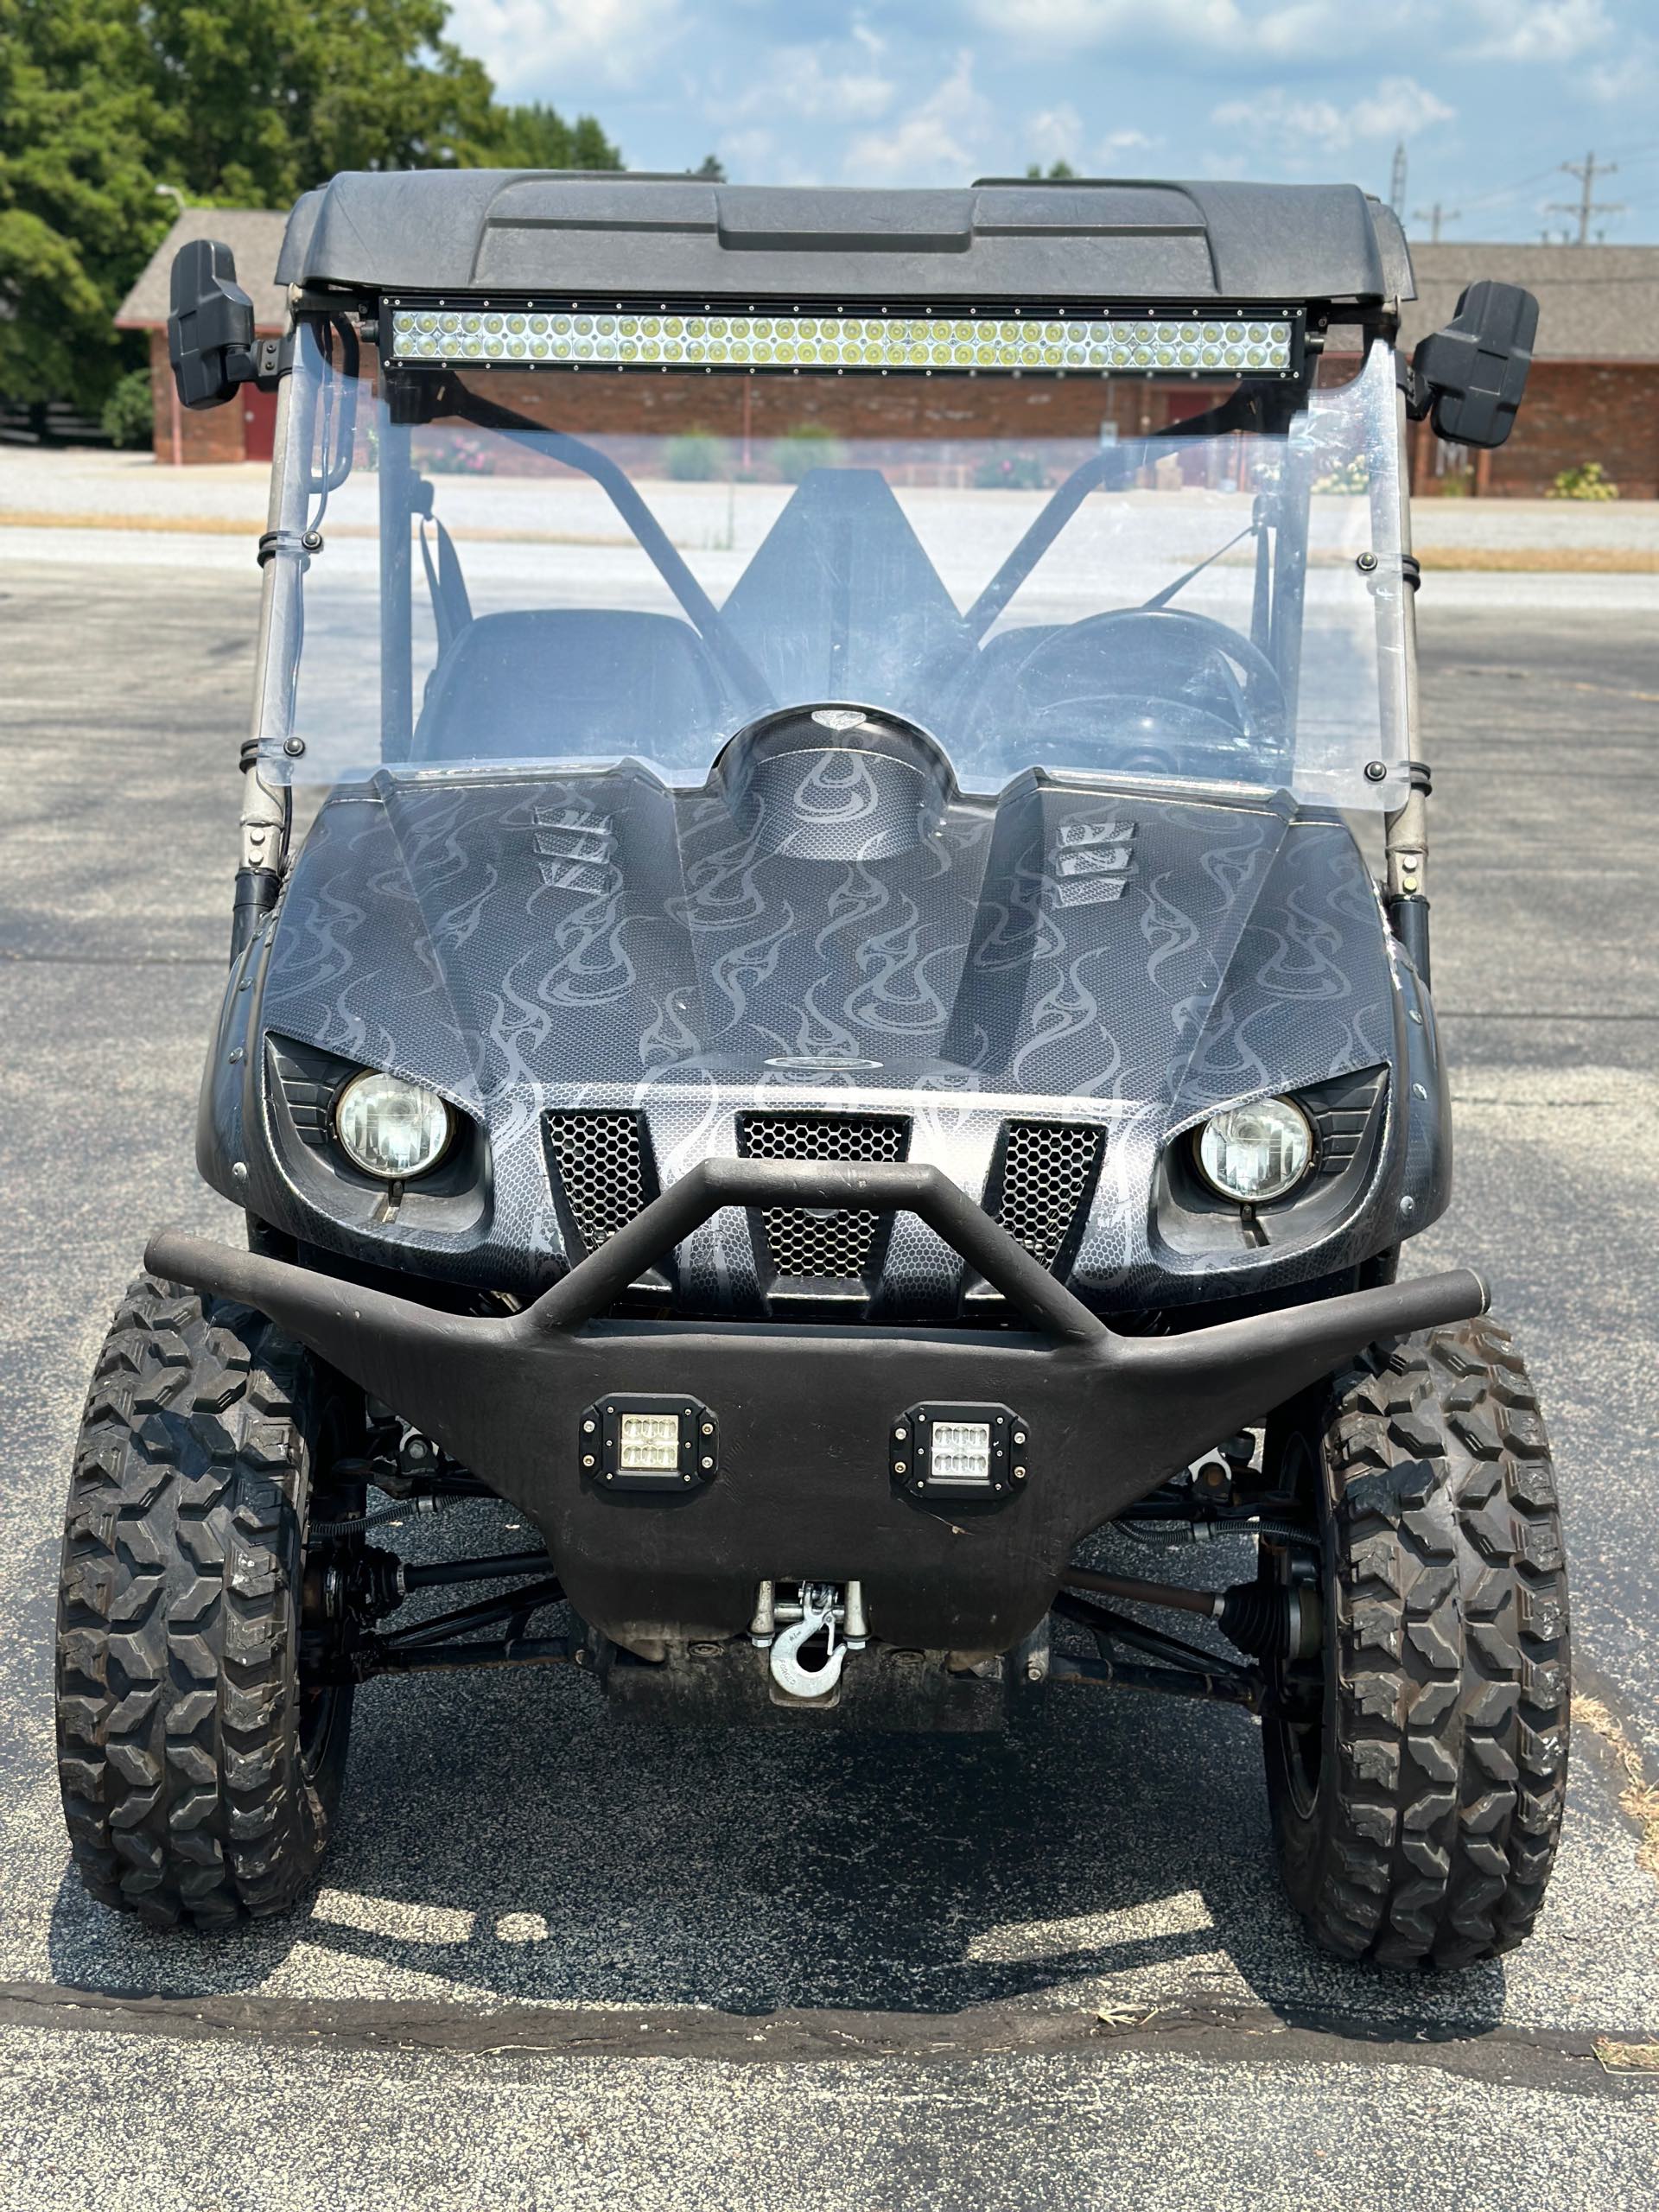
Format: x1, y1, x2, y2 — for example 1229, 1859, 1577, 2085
1389, 141, 1408, 219
1547, 151, 1624, 245
1413, 201, 1459, 243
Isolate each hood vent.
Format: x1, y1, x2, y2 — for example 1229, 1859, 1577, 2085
545, 1109, 656, 1261
993, 1120, 1105, 1274
736, 1110, 909, 1288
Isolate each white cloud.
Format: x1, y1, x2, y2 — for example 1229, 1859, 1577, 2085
727, 42, 896, 124
970, 0, 1616, 65
716, 127, 825, 188
1212, 73, 1455, 152
841, 51, 996, 187
1099, 127, 1156, 156
1027, 102, 1084, 168
1583, 47, 1659, 100
445, 0, 683, 93
968, 0, 1357, 58
1457, 0, 1613, 61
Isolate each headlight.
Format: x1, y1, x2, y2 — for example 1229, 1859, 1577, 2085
1194, 1096, 1314, 1205
334, 1071, 453, 1181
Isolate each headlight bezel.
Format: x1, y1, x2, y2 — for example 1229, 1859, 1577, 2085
332, 1068, 456, 1184
1192, 1094, 1317, 1207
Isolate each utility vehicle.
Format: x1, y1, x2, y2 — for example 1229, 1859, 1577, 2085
57, 173, 1566, 1965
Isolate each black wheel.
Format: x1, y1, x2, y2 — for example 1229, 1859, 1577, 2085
1261, 1318, 1569, 1968
55, 1274, 365, 1928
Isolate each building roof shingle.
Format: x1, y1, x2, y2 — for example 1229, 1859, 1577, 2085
115, 209, 291, 332
1402, 242, 1659, 362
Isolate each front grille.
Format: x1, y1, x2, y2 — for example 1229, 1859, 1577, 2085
737, 1111, 909, 1283
995, 1120, 1105, 1273
546, 1110, 653, 1258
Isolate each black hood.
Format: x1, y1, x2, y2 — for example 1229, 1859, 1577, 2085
238, 734, 1414, 1312
259, 748, 1393, 1116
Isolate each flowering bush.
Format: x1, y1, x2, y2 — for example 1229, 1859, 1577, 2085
1548, 461, 1619, 500
1313, 456, 1370, 495
973, 452, 1048, 490
416, 433, 497, 476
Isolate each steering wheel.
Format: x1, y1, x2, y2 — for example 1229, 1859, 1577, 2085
1014, 607, 1287, 741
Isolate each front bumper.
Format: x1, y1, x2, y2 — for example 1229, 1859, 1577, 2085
148, 1159, 1485, 1656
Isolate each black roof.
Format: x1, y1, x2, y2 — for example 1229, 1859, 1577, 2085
276, 174, 1414, 308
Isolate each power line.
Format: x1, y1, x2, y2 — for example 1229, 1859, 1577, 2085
1459, 160, 1569, 211
1546, 150, 1625, 245
1413, 200, 1460, 242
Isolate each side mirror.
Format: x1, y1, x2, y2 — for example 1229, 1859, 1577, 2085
1409, 281, 1538, 450
168, 239, 257, 410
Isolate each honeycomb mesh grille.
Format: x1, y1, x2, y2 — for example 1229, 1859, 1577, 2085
737, 1112, 909, 1282
546, 1110, 652, 1258
996, 1121, 1104, 1273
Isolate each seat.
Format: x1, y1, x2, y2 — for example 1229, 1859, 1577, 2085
409, 608, 728, 769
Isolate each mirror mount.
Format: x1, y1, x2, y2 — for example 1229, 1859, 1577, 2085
1407, 280, 1538, 451
168, 239, 288, 410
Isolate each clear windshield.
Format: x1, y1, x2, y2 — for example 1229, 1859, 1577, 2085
256, 326, 1411, 808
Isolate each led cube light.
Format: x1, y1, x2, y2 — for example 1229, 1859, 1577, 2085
581, 1395, 718, 1490
618, 1413, 681, 1472
385, 300, 1300, 379
892, 1403, 1032, 1501
931, 1421, 994, 1487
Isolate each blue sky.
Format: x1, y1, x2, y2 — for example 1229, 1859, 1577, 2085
447, 0, 1659, 242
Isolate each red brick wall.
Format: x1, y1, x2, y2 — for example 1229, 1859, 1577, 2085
416, 367, 1224, 445
1412, 361, 1659, 498
147, 329, 247, 462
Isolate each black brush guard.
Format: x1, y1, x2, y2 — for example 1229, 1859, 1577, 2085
147, 1160, 1485, 1655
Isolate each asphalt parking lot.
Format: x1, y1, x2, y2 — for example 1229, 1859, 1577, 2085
1, 550, 1657, 2208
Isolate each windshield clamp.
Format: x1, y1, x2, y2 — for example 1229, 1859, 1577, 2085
257, 527, 316, 571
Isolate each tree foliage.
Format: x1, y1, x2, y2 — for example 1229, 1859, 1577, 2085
483, 102, 622, 173
0, 0, 623, 410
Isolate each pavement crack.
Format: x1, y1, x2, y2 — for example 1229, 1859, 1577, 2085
0, 1980, 1651, 2096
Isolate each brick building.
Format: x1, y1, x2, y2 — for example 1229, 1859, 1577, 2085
115, 213, 1658, 493
1401, 244, 1659, 498
114, 209, 289, 465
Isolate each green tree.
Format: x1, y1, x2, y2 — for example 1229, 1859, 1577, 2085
0, 0, 622, 412
137, 0, 499, 204
0, 0, 165, 404
481, 100, 623, 169
692, 154, 726, 181
1025, 159, 1077, 180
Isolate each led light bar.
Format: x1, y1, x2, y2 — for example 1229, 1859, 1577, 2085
385, 300, 1300, 378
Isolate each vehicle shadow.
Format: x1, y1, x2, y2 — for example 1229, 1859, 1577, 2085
46, 1644, 1510, 2039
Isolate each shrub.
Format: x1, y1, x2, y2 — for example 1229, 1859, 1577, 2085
973, 451, 1048, 491
1548, 461, 1620, 501
664, 430, 731, 480
1313, 456, 1370, 495
774, 424, 846, 481
416, 432, 496, 475
100, 369, 154, 450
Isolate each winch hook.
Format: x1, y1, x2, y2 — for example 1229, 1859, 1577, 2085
767, 1581, 847, 1700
